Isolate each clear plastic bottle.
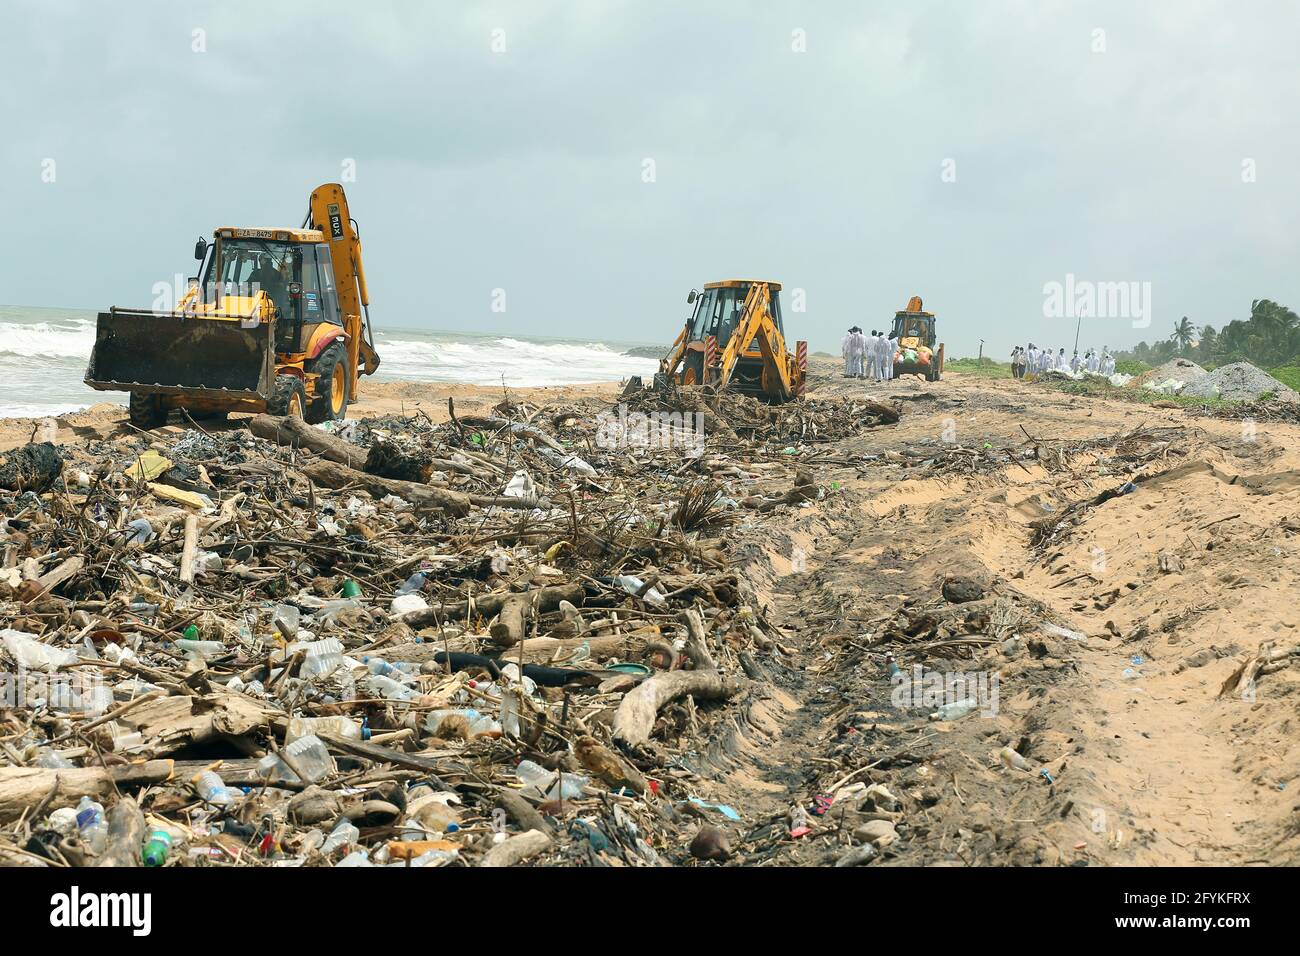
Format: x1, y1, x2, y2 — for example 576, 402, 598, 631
614, 575, 667, 607
395, 571, 427, 595
367, 674, 416, 701
930, 698, 980, 721
75, 796, 108, 853
301, 651, 344, 680
192, 770, 240, 806
34, 748, 74, 769
515, 759, 588, 800
176, 639, 226, 659
282, 734, 334, 781
320, 818, 360, 855
365, 658, 419, 681
286, 715, 363, 743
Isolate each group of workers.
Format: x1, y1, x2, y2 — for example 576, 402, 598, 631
1011, 344, 1114, 379
841, 326, 898, 380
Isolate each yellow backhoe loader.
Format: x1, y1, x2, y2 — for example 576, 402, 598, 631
891, 295, 945, 382
85, 183, 379, 428
658, 279, 807, 402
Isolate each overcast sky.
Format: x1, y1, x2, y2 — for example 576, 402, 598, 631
2, 0, 1296, 356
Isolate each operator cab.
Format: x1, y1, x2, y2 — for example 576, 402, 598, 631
687, 280, 784, 349
199, 229, 343, 352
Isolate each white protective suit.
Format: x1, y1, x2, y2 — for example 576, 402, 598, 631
882, 336, 897, 380
853, 331, 869, 376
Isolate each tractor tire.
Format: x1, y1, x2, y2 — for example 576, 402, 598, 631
128, 392, 168, 429
305, 342, 349, 424
682, 350, 705, 387
267, 375, 307, 419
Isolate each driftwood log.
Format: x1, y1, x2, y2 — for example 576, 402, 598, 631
680, 609, 717, 670
613, 670, 742, 747
495, 790, 553, 835
488, 593, 531, 647
0, 761, 175, 822
401, 583, 585, 629
382, 631, 633, 667
301, 459, 473, 515
249, 414, 369, 469
480, 828, 551, 867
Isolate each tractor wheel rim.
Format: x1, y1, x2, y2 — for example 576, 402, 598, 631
331, 365, 345, 413
290, 392, 303, 417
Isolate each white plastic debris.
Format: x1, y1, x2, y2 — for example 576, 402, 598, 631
503, 469, 537, 500
2, 629, 78, 671
390, 592, 430, 617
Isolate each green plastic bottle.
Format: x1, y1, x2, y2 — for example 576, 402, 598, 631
142, 830, 172, 867
340, 580, 361, 598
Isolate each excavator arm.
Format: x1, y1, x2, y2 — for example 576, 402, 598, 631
717, 283, 797, 401
306, 183, 380, 395
660, 324, 690, 379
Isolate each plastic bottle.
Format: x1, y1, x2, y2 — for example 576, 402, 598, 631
192, 770, 240, 806
613, 575, 667, 607
320, 819, 360, 855
34, 748, 74, 769
999, 746, 1032, 771
365, 657, 419, 680
286, 715, 364, 743
272, 604, 301, 638
426, 708, 502, 739
930, 698, 981, 721
141, 830, 172, 867
301, 651, 344, 680
367, 674, 416, 701
126, 518, 153, 544
176, 639, 225, 659
340, 580, 361, 598
280, 734, 334, 782
75, 796, 108, 853
395, 571, 427, 596
515, 759, 588, 800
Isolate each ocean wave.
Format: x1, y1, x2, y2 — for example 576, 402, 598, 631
374, 335, 657, 386
0, 320, 96, 359
0, 401, 99, 419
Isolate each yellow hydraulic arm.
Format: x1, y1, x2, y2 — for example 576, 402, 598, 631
716, 282, 797, 401
306, 183, 380, 394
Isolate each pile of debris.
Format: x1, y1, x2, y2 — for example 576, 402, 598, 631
1179, 361, 1298, 403
1126, 358, 1207, 394
0, 388, 898, 868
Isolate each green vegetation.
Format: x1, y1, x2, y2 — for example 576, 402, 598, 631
1046, 377, 1233, 409
1268, 366, 1300, 391
946, 357, 1013, 379
1117, 299, 1300, 370
1114, 359, 1151, 376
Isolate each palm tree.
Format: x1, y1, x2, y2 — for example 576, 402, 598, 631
1171, 316, 1195, 353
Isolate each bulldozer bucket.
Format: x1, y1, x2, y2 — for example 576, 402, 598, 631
84, 310, 275, 400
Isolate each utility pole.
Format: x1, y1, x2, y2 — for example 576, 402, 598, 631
1073, 315, 1082, 354
978, 339, 985, 366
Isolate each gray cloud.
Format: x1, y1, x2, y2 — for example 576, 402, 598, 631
1, 0, 1296, 355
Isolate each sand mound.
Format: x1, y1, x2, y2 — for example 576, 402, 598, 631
1180, 361, 1299, 402
1128, 358, 1207, 389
